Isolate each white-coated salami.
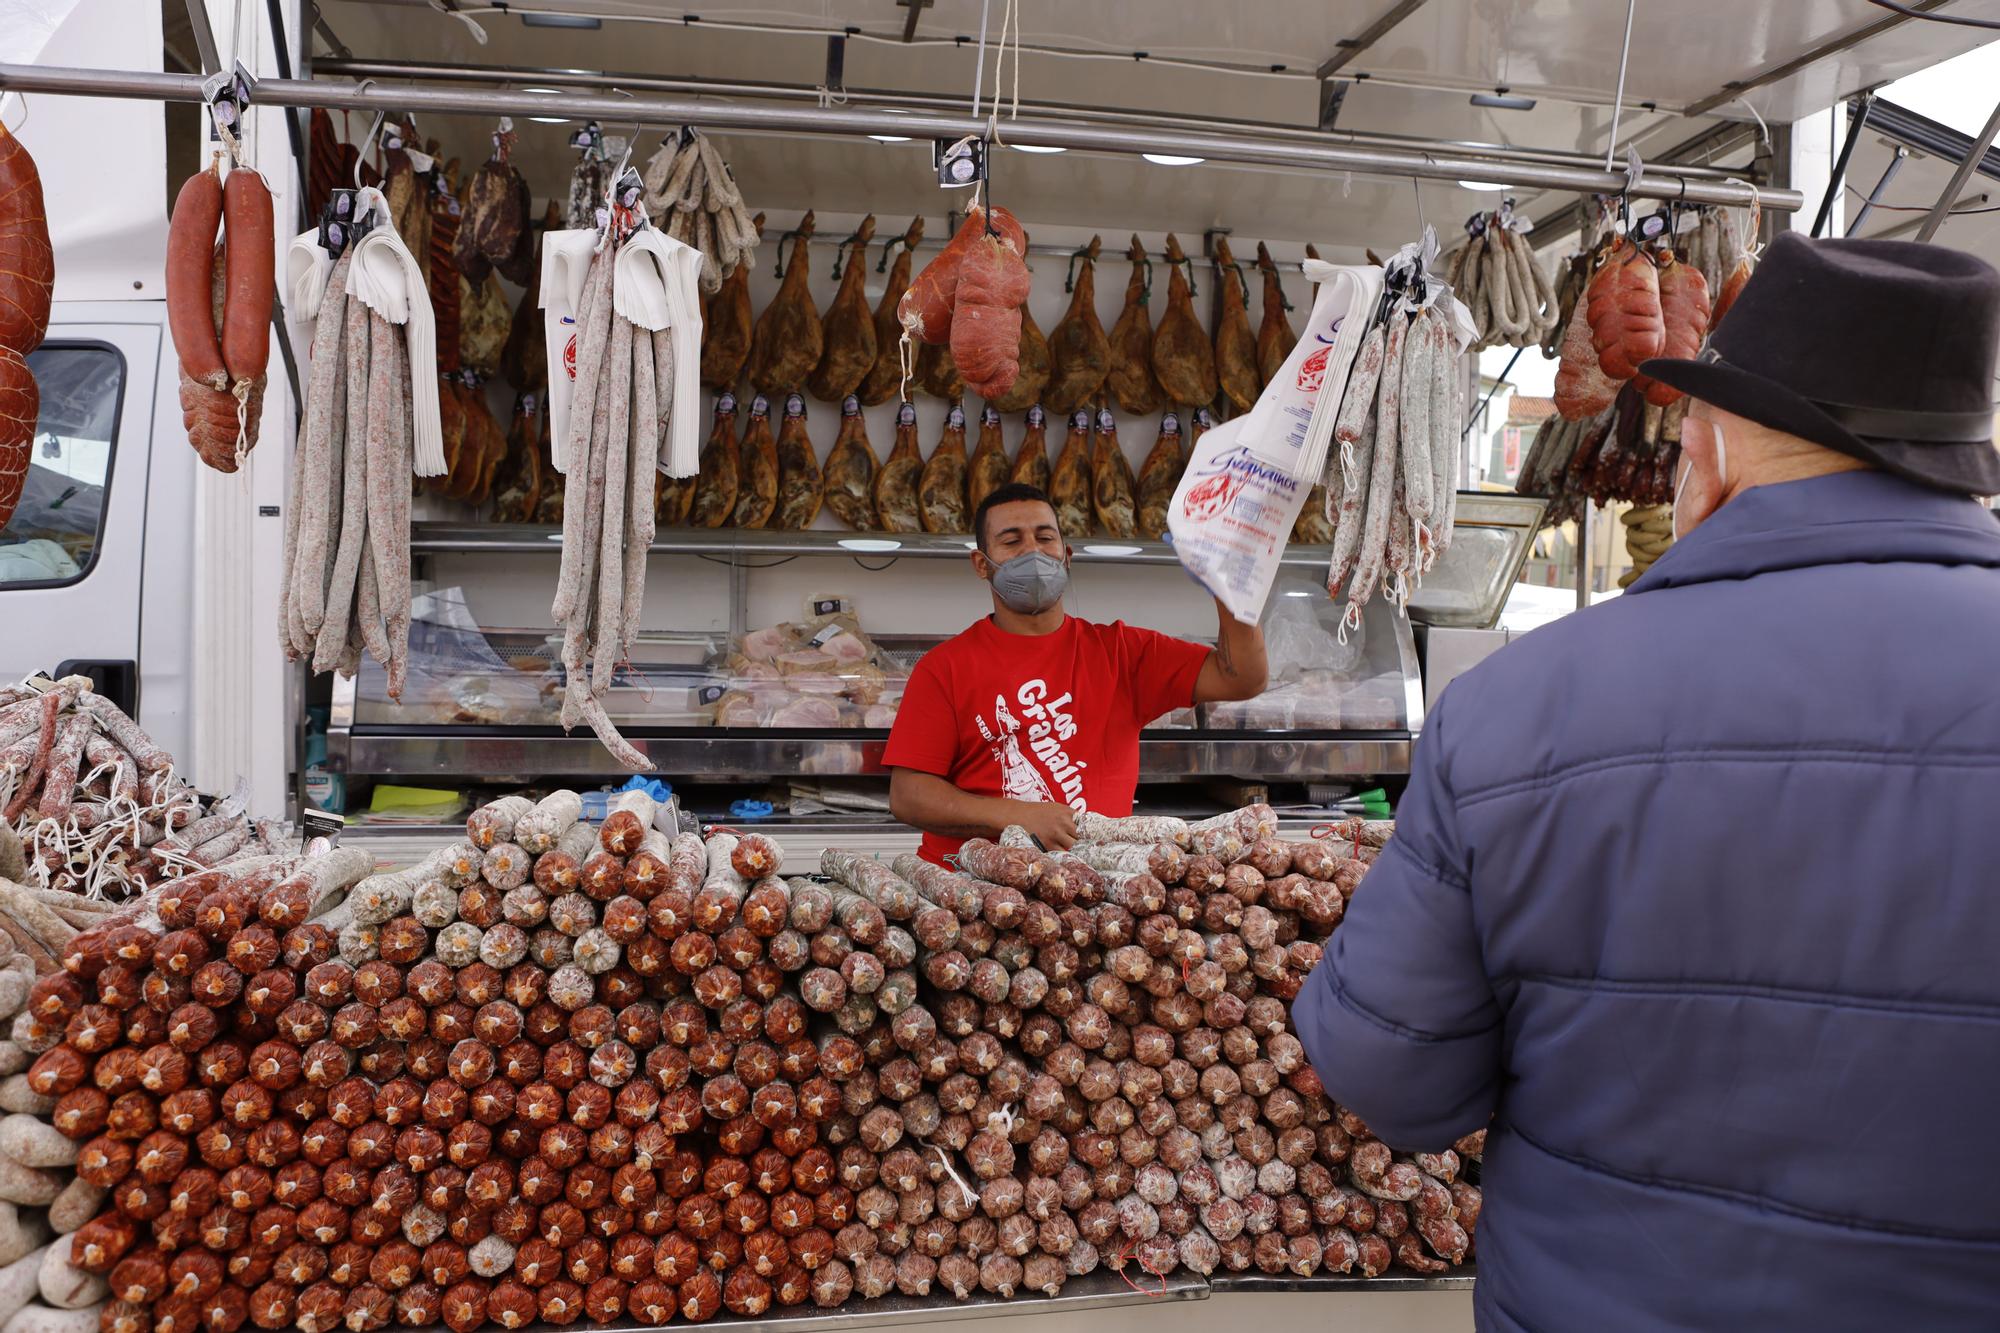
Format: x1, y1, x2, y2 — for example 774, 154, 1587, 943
1348, 315, 1408, 608
1399, 309, 1437, 530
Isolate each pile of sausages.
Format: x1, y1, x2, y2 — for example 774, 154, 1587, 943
278, 248, 416, 697
164, 156, 276, 474
1323, 275, 1469, 626
0, 120, 53, 533
0, 899, 136, 1333
30, 794, 1476, 1333
551, 235, 676, 770
0, 679, 278, 905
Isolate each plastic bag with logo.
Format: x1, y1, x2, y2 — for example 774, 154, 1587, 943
1166, 260, 1382, 623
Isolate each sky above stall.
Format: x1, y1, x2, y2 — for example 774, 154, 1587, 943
1877, 38, 2000, 135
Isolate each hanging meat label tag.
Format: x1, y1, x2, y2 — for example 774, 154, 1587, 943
785, 393, 806, 420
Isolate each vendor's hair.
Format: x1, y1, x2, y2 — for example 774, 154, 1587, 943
974, 482, 1060, 551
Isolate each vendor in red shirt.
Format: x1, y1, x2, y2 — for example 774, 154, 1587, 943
885, 482, 1268, 864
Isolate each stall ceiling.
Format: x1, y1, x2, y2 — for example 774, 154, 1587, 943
313, 0, 1991, 251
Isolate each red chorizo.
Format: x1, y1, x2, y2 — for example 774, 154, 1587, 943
220, 168, 275, 384
165, 165, 227, 392
0, 120, 53, 356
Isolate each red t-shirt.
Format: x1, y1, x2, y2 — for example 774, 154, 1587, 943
882, 615, 1210, 864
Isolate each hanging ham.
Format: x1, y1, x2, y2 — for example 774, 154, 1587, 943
1049, 409, 1093, 538
1212, 235, 1260, 413
1135, 411, 1185, 541
807, 214, 879, 402
689, 395, 742, 528
1089, 408, 1138, 539
490, 395, 545, 522
455, 127, 534, 284
732, 395, 779, 528
773, 392, 824, 529
874, 402, 924, 533
1044, 236, 1110, 414
701, 211, 763, 391
747, 211, 823, 395
1009, 404, 1052, 492
1151, 233, 1217, 407
968, 403, 1011, 513
1106, 235, 1162, 414
1254, 242, 1297, 386
501, 201, 560, 396
919, 402, 971, 533
858, 215, 924, 406
914, 337, 964, 401
822, 395, 878, 529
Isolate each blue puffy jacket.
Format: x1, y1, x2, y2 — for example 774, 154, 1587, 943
1296, 471, 2000, 1332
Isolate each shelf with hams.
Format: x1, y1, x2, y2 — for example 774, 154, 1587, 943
410, 485, 1541, 629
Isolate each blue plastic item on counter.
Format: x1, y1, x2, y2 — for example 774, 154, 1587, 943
581, 777, 675, 824
729, 799, 774, 822
620, 776, 675, 802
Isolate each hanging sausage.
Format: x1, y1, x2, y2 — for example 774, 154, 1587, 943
0, 120, 52, 531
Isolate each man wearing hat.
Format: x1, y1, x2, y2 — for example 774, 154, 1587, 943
1295, 233, 2000, 1331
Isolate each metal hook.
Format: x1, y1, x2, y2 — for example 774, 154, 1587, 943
354, 109, 387, 191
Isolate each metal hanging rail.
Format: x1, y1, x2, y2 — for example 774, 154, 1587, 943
0, 62, 1801, 211
311, 55, 1763, 185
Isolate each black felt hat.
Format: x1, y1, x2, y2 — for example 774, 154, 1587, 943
1640, 231, 2000, 494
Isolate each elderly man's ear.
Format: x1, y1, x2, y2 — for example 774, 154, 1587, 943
1674, 412, 1729, 540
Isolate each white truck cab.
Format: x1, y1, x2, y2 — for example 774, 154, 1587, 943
4, 304, 197, 769
4, 0, 295, 816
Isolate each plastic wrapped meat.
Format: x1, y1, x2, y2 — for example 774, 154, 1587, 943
776, 649, 840, 676
863, 704, 898, 727
817, 629, 871, 665
716, 692, 762, 726
741, 625, 799, 662
769, 695, 842, 727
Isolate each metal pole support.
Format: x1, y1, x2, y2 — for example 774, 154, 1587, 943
1811, 93, 1872, 238
1917, 95, 2000, 243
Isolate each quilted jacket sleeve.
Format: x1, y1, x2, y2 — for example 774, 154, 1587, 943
1293, 691, 1502, 1150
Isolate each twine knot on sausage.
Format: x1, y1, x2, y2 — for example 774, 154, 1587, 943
930, 1144, 980, 1212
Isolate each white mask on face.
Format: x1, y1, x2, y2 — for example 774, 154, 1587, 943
1673, 419, 1728, 542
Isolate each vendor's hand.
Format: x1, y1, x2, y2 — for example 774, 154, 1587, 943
1011, 801, 1079, 851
